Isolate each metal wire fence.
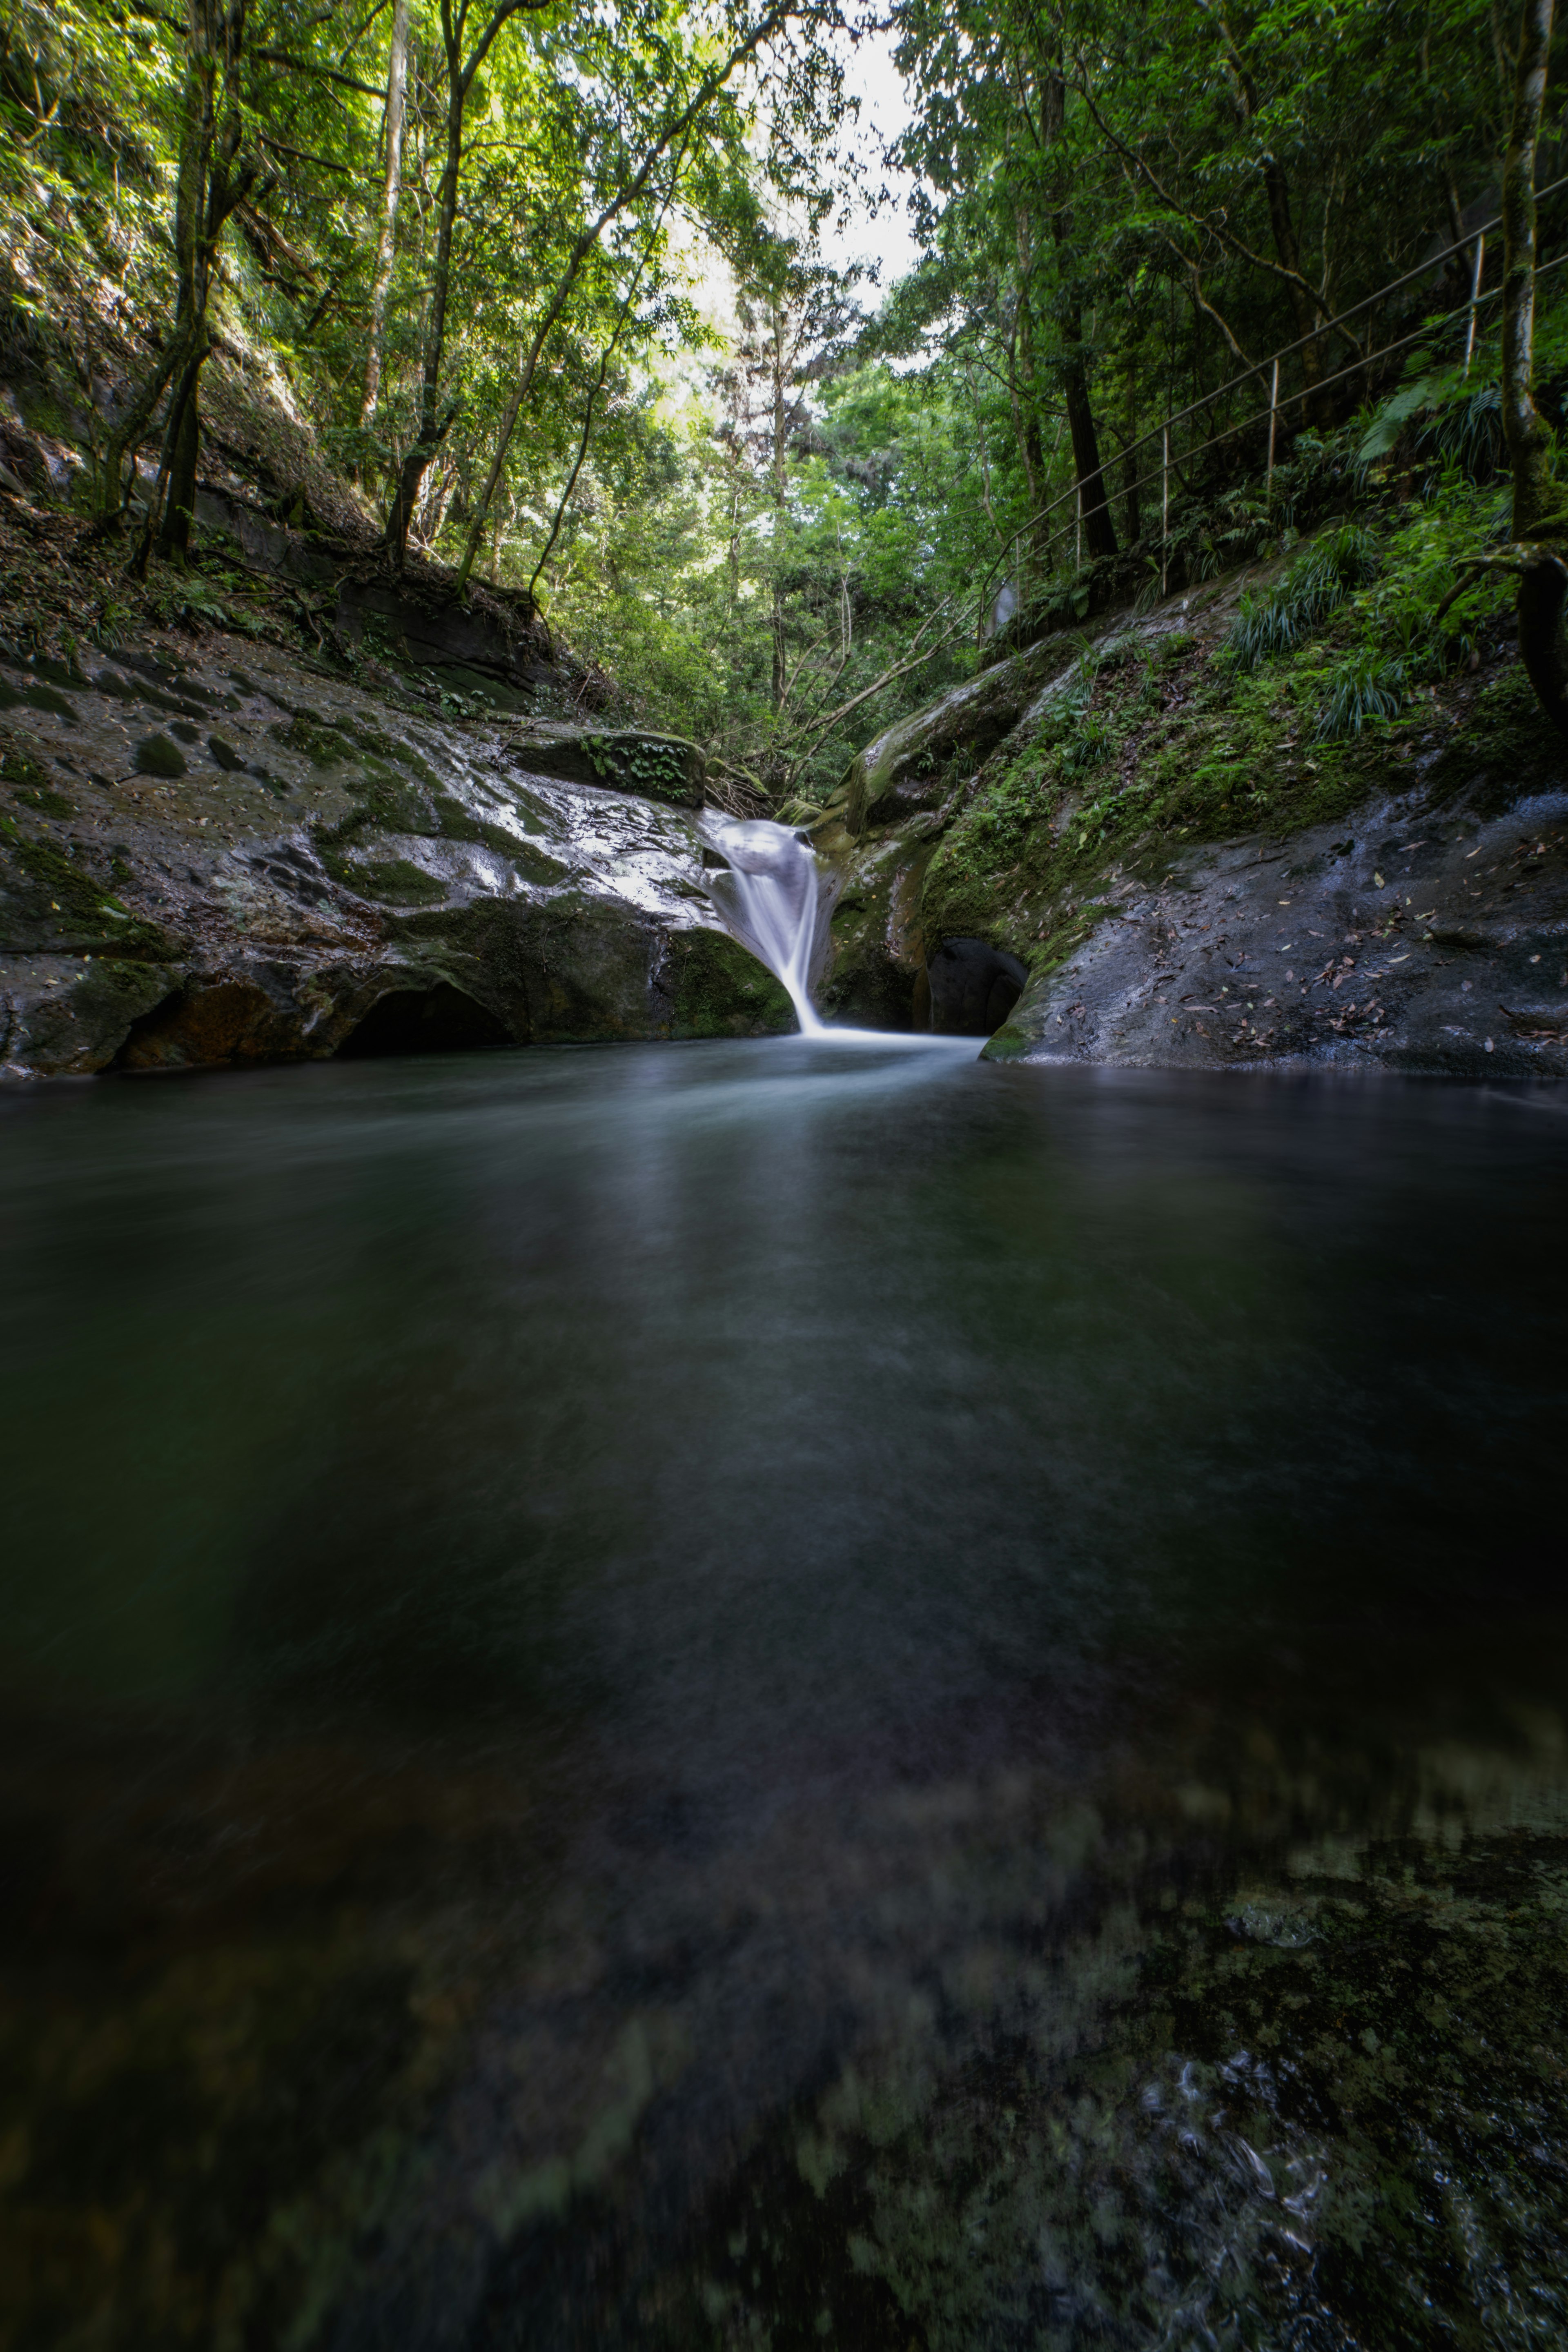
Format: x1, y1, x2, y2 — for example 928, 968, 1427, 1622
786, 189, 1567, 773
986, 188, 1568, 621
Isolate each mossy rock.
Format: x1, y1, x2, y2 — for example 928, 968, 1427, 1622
2, 740, 53, 793
508, 725, 705, 807
347, 722, 440, 787
1428, 664, 1565, 812
270, 714, 356, 768
315, 763, 439, 846
2, 739, 73, 817
430, 794, 569, 880
10, 783, 75, 818
134, 733, 187, 779
0, 820, 176, 956
664, 927, 795, 1036
336, 858, 450, 906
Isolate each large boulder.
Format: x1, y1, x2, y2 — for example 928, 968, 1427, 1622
0, 634, 784, 1078
504, 725, 706, 807
840, 636, 1075, 834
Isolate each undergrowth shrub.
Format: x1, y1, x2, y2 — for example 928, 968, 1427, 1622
1313, 650, 1408, 739
1225, 524, 1378, 669
1060, 715, 1114, 773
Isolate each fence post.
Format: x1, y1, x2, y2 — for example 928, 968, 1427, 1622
1266, 359, 1279, 500
1463, 233, 1485, 375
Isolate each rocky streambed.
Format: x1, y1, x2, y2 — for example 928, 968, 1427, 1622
6, 533, 1568, 1085
0, 628, 790, 1078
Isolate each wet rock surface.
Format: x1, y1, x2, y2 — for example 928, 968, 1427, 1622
987, 786, 1568, 1075
816, 568, 1568, 1074
0, 632, 790, 1076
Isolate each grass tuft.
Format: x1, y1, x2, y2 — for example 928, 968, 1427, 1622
1225, 524, 1378, 670
1312, 650, 1407, 740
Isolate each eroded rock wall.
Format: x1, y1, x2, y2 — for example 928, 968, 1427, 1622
817, 562, 1568, 1076
0, 634, 790, 1078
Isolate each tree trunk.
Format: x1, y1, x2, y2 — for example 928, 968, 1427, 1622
1498, 0, 1568, 734
1037, 65, 1116, 564
128, 0, 254, 570
1502, 0, 1557, 535
450, 11, 787, 596
1058, 289, 1117, 563
158, 366, 202, 557
383, 49, 463, 567
360, 0, 409, 436
771, 302, 787, 710
1213, 3, 1330, 421
1011, 218, 1051, 580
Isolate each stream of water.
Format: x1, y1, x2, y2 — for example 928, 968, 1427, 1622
2, 1046, 1567, 2348
703, 816, 832, 1033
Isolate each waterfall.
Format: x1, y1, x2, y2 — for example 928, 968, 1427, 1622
703, 817, 830, 1035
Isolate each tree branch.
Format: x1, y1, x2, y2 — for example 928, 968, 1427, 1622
252, 47, 383, 95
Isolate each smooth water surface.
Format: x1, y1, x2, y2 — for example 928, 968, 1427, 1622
2, 1042, 1567, 2349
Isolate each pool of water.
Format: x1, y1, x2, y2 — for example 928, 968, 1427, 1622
2, 1041, 1566, 2348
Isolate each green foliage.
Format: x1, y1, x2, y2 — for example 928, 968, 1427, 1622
1225, 525, 1379, 670
0, 0, 1550, 811
1312, 648, 1408, 739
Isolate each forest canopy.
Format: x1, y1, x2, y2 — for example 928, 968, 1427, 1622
0, 0, 1561, 792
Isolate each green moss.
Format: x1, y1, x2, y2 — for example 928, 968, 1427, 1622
1427, 663, 1564, 809
314, 762, 438, 847
919, 626, 1417, 950
2, 737, 65, 803
66, 957, 184, 1042
664, 927, 795, 1036
428, 795, 570, 880
347, 722, 440, 787
337, 858, 448, 906
134, 733, 187, 779
909, 492, 1539, 958
10, 782, 75, 817
270, 713, 355, 768
0, 823, 174, 955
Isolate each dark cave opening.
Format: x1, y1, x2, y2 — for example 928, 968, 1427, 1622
922, 939, 1028, 1036
336, 983, 517, 1059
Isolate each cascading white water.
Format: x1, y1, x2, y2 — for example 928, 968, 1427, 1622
703, 817, 829, 1034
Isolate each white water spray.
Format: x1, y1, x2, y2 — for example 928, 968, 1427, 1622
703, 817, 830, 1034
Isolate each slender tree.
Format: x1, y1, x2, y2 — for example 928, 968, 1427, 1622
100, 0, 261, 553
381, 0, 560, 569
451, 0, 805, 595
359, 0, 410, 433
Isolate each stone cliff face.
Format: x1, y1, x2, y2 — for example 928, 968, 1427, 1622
0, 626, 790, 1079
814, 561, 1568, 1078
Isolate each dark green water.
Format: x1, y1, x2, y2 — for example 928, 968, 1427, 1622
2, 1040, 1567, 2350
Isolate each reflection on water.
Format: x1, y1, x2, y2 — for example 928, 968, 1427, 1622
1, 1045, 1566, 2348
